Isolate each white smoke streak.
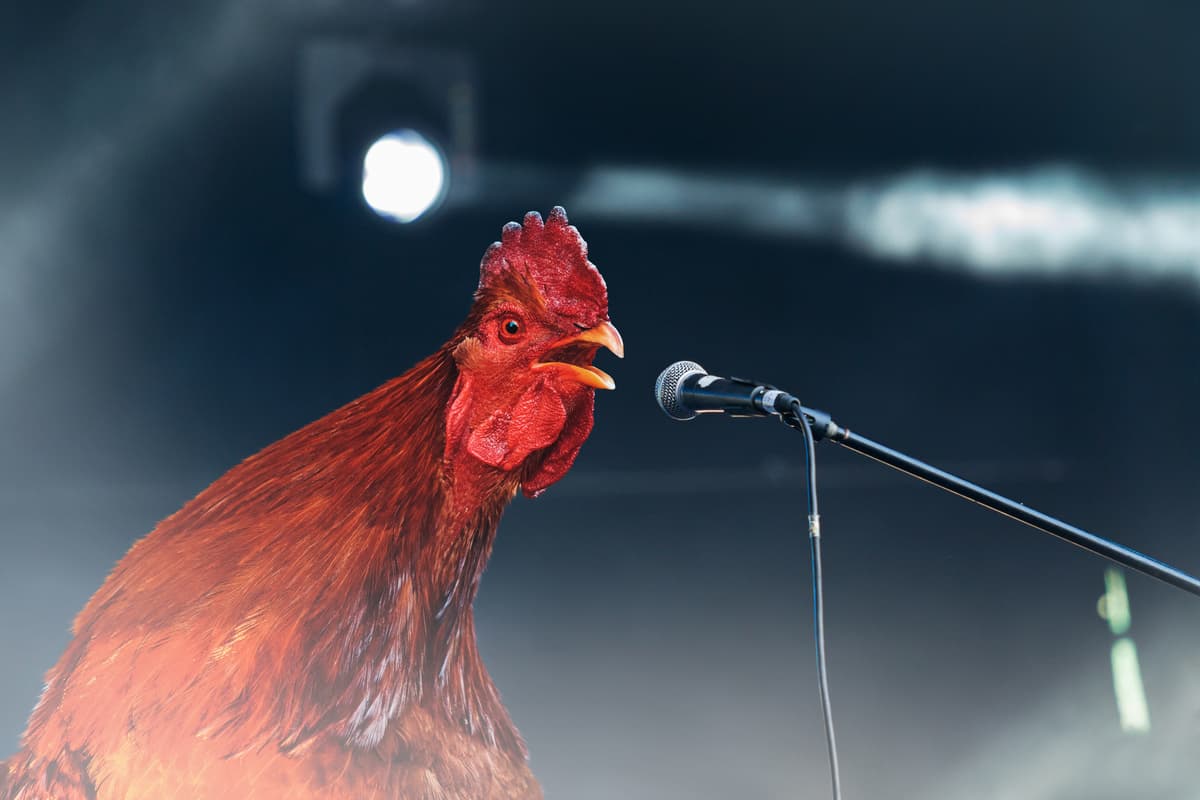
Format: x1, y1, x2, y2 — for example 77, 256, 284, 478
569, 165, 1200, 288
920, 616, 1200, 800
845, 167, 1200, 281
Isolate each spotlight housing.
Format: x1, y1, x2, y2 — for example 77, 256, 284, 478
298, 41, 477, 223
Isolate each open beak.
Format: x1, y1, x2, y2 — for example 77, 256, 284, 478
533, 320, 624, 390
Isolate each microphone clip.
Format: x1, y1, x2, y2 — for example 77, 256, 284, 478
727, 376, 776, 418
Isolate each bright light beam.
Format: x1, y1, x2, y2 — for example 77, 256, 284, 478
0, 0, 267, 396
1111, 638, 1151, 733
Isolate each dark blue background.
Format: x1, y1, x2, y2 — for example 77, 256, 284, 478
1, 1, 1198, 797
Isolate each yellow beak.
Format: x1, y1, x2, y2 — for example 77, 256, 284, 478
533, 320, 625, 390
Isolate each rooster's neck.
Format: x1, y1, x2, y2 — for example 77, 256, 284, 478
344, 345, 522, 753
244, 344, 521, 754
414, 374, 525, 748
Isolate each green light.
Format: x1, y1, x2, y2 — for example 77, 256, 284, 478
1098, 567, 1131, 636
1111, 638, 1151, 733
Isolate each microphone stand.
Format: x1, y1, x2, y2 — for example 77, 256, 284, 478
782, 403, 1200, 598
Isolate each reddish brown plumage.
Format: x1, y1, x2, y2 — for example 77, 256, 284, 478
1, 207, 619, 800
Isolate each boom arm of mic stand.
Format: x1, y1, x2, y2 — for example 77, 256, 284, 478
788, 404, 1200, 599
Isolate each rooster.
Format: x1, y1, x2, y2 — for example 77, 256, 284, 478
1, 206, 622, 800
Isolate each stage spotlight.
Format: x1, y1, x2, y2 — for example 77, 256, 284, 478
298, 41, 477, 223
361, 129, 447, 223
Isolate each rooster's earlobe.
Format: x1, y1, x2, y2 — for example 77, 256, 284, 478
465, 381, 567, 471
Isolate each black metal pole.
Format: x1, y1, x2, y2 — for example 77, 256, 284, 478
794, 404, 1200, 599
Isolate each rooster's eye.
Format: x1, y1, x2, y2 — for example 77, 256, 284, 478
499, 317, 524, 342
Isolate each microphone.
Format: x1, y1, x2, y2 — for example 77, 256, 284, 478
654, 361, 800, 421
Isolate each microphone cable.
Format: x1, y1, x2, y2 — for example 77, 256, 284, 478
783, 400, 842, 800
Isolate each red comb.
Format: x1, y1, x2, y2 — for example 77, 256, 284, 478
478, 206, 609, 323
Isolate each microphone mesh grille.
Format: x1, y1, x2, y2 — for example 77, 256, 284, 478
655, 361, 706, 420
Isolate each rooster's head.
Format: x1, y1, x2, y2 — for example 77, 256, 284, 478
445, 206, 622, 498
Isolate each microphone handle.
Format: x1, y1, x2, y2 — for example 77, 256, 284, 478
680, 375, 800, 417
680, 376, 763, 416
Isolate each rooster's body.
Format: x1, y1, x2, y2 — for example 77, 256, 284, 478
1, 207, 621, 800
